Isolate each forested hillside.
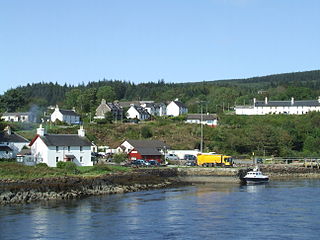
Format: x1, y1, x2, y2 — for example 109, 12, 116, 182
1, 70, 320, 115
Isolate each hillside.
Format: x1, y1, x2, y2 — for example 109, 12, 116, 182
1, 70, 320, 116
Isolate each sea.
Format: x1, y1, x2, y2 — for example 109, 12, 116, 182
1, 179, 319, 240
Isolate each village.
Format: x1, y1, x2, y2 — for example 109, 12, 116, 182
2, 96, 320, 168
0, 98, 220, 168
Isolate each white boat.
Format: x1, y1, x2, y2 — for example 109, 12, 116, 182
243, 166, 269, 184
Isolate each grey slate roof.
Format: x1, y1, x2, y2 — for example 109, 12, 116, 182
0, 146, 13, 151
187, 114, 217, 121
59, 109, 80, 116
255, 100, 320, 107
134, 147, 162, 156
0, 132, 29, 143
133, 105, 150, 116
173, 101, 187, 108
40, 134, 92, 147
127, 139, 167, 149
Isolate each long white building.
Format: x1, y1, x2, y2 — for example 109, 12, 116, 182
235, 97, 320, 115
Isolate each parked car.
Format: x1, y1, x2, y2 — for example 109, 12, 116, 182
165, 153, 179, 161
131, 159, 150, 167
148, 160, 160, 166
184, 154, 197, 161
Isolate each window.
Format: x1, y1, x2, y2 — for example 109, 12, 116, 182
80, 157, 83, 162
56, 157, 59, 162
68, 146, 70, 152
56, 146, 59, 152
80, 146, 83, 152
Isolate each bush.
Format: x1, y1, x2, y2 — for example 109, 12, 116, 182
57, 161, 80, 174
0, 158, 16, 162
35, 163, 49, 168
113, 153, 128, 164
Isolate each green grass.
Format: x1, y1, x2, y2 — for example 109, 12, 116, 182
0, 162, 131, 179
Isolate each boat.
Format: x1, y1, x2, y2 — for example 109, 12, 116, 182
243, 166, 269, 184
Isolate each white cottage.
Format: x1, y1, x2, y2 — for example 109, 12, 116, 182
186, 114, 218, 127
126, 105, 151, 120
0, 126, 29, 158
166, 99, 188, 117
1, 112, 37, 123
50, 105, 80, 124
235, 97, 320, 115
29, 125, 93, 167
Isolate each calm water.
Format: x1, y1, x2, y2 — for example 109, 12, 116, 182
1, 179, 320, 240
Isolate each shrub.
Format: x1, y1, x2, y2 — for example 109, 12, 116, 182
57, 161, 80, 174
113, 153, 128, 164
35, 163, 49, 168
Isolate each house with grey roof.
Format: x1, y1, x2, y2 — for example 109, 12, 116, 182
126, 105, 151, 120
118, 139, 169, 163
186, 113, 218, 127
29, 125, 93, 167
50, 105, 80, 124
235, 97, 320, 115
1, 112, 37, 123
140, 102, 167, 116
166, 99, 188, 116
95, 99, 123, 120
0, 126, 29, 159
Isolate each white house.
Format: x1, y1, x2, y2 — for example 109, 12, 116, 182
140, 103, 167, 116
50, 105, 80, 124
29, 125, 93, 167
1, 112, 37, 123
166, 99, 188, 117
126, 105, 151, 120
186, 114, 218, 127
235, 97, 320, 115
0, 126, 29, 159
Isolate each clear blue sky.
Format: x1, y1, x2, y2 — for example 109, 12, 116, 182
1, 0, 319, 94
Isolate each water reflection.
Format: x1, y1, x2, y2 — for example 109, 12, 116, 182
1, 180, 320, 240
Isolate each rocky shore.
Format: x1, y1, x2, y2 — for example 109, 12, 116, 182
1, 165, 320, 205
0, 168, 182, 205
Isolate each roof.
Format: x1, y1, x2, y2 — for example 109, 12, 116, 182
37, 134, 92, 147
255, 100, 320, 107
134, 147, 162, 156
2, 112, 31, 117
17, 148, 31, 156
187, 114, 217, 121
0, 146, 13, 152
59, 109, 80, 116
126, 139, 168, 149
173, 101, 187, 108
0, 131, 29, 143
132, 105, 150, 116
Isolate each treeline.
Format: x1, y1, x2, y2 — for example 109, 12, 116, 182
1, 70, 320, 114
204, 112, 320, 157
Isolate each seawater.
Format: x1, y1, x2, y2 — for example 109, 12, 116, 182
1, 179, 320, 240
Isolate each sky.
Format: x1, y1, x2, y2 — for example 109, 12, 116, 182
0, 0, 320, 94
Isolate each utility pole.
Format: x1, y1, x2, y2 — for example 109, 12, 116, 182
200, 103, 203, 153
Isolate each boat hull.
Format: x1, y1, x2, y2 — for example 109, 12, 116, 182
244, 177, 269, 184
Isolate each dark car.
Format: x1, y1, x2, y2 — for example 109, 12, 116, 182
148, 160, 160, 166
131, 159, 150, 167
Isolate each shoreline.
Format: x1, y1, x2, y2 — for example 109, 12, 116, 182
1, 166, 320, 205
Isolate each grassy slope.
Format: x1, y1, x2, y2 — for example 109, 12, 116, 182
0, 162, 130, 179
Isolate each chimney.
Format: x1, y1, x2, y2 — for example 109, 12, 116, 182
175, 98, 179, 101
264, 97, 268, 105
318, 96, 320, 103
101, 99, 106, 105
78, 125, 85, 137
55, 105, 59, 110
37, 124, 45, 136
5, 126, 12, 135
72, 107, 76, 112
291, 97, 294, 105
253, 98, 256, 105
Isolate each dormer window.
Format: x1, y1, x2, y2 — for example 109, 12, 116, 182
80, 146, 83, 152
56, 146, 59, 152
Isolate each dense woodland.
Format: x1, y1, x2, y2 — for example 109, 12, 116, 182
1, 70, 320, 115
2, 69, 320, 158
